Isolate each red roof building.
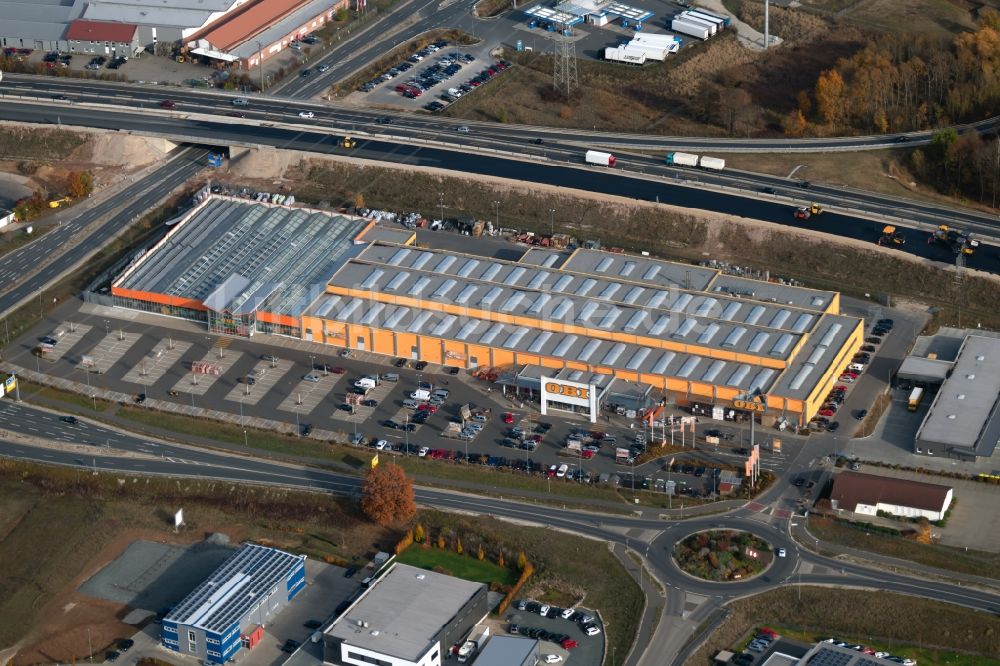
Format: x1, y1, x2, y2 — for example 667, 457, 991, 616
830, 471, 953, 521
66, 19, 139, 44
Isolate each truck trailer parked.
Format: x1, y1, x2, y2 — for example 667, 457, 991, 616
689, 7, 731, 26
671, 17, 710, 40
666, 151, 699, 167
698, 155, 725, 171
585, 150, 616, 167
908, 387, 924, 411
678, 12, 717, 35
604, 44, 648, 64
684, 10, 727, 30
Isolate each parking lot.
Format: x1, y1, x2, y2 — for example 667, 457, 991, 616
505, 600, 605, 666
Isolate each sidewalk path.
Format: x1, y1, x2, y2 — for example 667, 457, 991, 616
696, 0, 782, 50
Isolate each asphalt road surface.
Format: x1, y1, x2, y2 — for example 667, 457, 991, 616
0, 145, 208, 318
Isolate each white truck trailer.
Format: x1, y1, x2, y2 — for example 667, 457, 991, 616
698, 156, 726, 171
671, 16, 711, 40
585, 150, 617, 167
604, 44, 648, 64
632, 33, 681, 54
666, 151, 699, 167
684, 10, 727, 30
679, 11, 718, 35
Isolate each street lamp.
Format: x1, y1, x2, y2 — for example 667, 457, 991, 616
549, 208, 555, 236
439, 192, 445, 222
492, 200, 501, 229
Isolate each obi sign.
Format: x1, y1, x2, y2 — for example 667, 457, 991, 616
540, 377, 598, 423
733, 393, 767, 413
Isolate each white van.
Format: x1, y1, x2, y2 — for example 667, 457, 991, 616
232, 97, 249, 106
355, 378, 377, 390
381, 373, 399, 382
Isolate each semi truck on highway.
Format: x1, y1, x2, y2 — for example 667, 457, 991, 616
585, 150, 616, 167
665, 152, 726, 171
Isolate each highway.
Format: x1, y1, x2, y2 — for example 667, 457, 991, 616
1, 97, 998, 275
0, 145, 209, 318
2, 398, 998, 666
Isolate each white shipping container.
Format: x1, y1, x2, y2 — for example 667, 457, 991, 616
671, 17, 710, 40
666, 151, 700, 167
698, 156, 726, 171
585, 150, 616, 167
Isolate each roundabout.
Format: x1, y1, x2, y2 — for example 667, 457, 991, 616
673, 529, 774, 582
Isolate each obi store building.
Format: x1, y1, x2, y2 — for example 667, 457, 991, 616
110, 196, 864, 427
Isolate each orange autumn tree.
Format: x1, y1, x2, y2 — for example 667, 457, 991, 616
361, 462, 416, 526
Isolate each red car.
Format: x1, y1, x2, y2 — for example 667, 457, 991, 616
819, 409, 835, 417
502, 412, 514, 424
834, 385, 847, 392
561, 639, 578, 650
843, 371, 859, 379
330, 367, 346, 374
547, 464, 558, 478
418, 403, 438, 413
581, 450, 595, 459
759, 627, 778, 639
159, 100, 177, 109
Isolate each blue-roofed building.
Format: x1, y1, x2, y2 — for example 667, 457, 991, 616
162, 543, 307, 664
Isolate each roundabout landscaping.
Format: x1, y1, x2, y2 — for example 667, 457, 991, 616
673, 530, 775, 582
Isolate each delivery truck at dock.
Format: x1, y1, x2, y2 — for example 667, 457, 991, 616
585, 150, 616, 167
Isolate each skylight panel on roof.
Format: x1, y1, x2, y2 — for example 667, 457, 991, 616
702, 360, 726, 382
435, 255, 457, 273
619, 261, 636, 277
669, 293, 693, 312
599, 283, 621, 300
384, 307, 409, 329
432, 315, 457, 336
360, 268, 384, 290
479, 286, 502, 307
818, 322, 842, 347
500, 292, 525, 313
552, 275, 573, 292
673, 318, 697, 338
407, 310, 433, 333
649, 314, 671, 336
481, 263, 502, 282
528, 330, 553, 353
647, 290, 669, 309
623, 310, 648, 333
455, 284, 477, 304
479, 322, 505, 345
576, 301, 599, 323
411, 252, 433, 270
456, 320, 480, 340
744, 305, 766, 325
385, 271, 409, 292
599, 342, 626, 365
747, 331, 769, 353
720, 301, 741, 321
642, 265, 661, 281
578, 339, 602, 362
770, 333, 794, 356
651, 351, 676, 374
626, 348, 651, 370
504, 266, 527, 285
599, 307, 622, 329
387, 248, 411, 266
527, 271, 549, 290
431, 279, 457, 300
336, 299, 362, 320
749, 368, 776, 392
552, 298, 573, 319
504, 327, 530, 348
576, 278, 597, 296
697, 323, 720, 344
694, 297, 718, 317
677, 357, 701, 378
541, 253, 560, 268
527, 293, 552, 316
595, 256, 614, 273
727, 364, 751, 387
624, 287, 644, 304
359, 302, 386, 325
457, 259, 480, 277
791, 313, 814, 333
769, 309, 791, 328
407, 276, 431, 297
722, 327, 746, 348
553, 335, 578, 356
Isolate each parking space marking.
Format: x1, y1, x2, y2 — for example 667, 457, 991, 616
277, 375, 334, 415
173, 351, 242, 396
121, 340, 192, 386
222, 360, 293, 405
40, 323, 92, 364
76, 331, 141, 374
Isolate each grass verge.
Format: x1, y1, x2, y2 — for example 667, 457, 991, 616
689, 586, 1000, 665
420, 509, 643, 661
806, 515, 1000, 579
397, 545, 517, 585
853, 392, 890, 438
474, 0, 511, 17
0, 127, 88, 161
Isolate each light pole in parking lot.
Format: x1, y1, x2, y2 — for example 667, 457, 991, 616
549, 208, 555, 236
492, 200, 501, 229
310, 354, 315, 374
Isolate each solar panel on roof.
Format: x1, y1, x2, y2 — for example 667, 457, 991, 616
578, 339, 602, 361
626, 348, 651, 370
504, 266, 527, 285
360, 268, 384, 290
576, 278, 597, 296
595, 256, 614, 273
481, 263, 502, 281
527, 271, 549, 290
387, 248, 411, 266
552, 275, 573, 292
457, 259, 480, 277
651, 351, 676, 374
385, 271, 410, 292
602, 342, 627, 365
642, 265, 661, 281
619, 261, 636, 277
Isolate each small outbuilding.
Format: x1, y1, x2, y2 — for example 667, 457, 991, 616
830, 471, 953, 521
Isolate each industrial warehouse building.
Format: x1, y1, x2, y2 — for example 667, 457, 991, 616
321, 563, 489, 666
162, 543, 306, 664
912, 335, 1000, 461
830, 471, 954, 521
110, 195, 864, 427
0, 0, 345, 68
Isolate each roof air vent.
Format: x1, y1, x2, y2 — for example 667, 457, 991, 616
967, 374, 976, 380
370, 630, 380, 636
977, 355, 986, 361
947, 414, 956, 419
958, 394, 966, 400
416, 573, 426, 580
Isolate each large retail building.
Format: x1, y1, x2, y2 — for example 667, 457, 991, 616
111, 195, 864, 427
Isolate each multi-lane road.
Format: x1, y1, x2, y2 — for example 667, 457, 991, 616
2, 399, 998, 666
